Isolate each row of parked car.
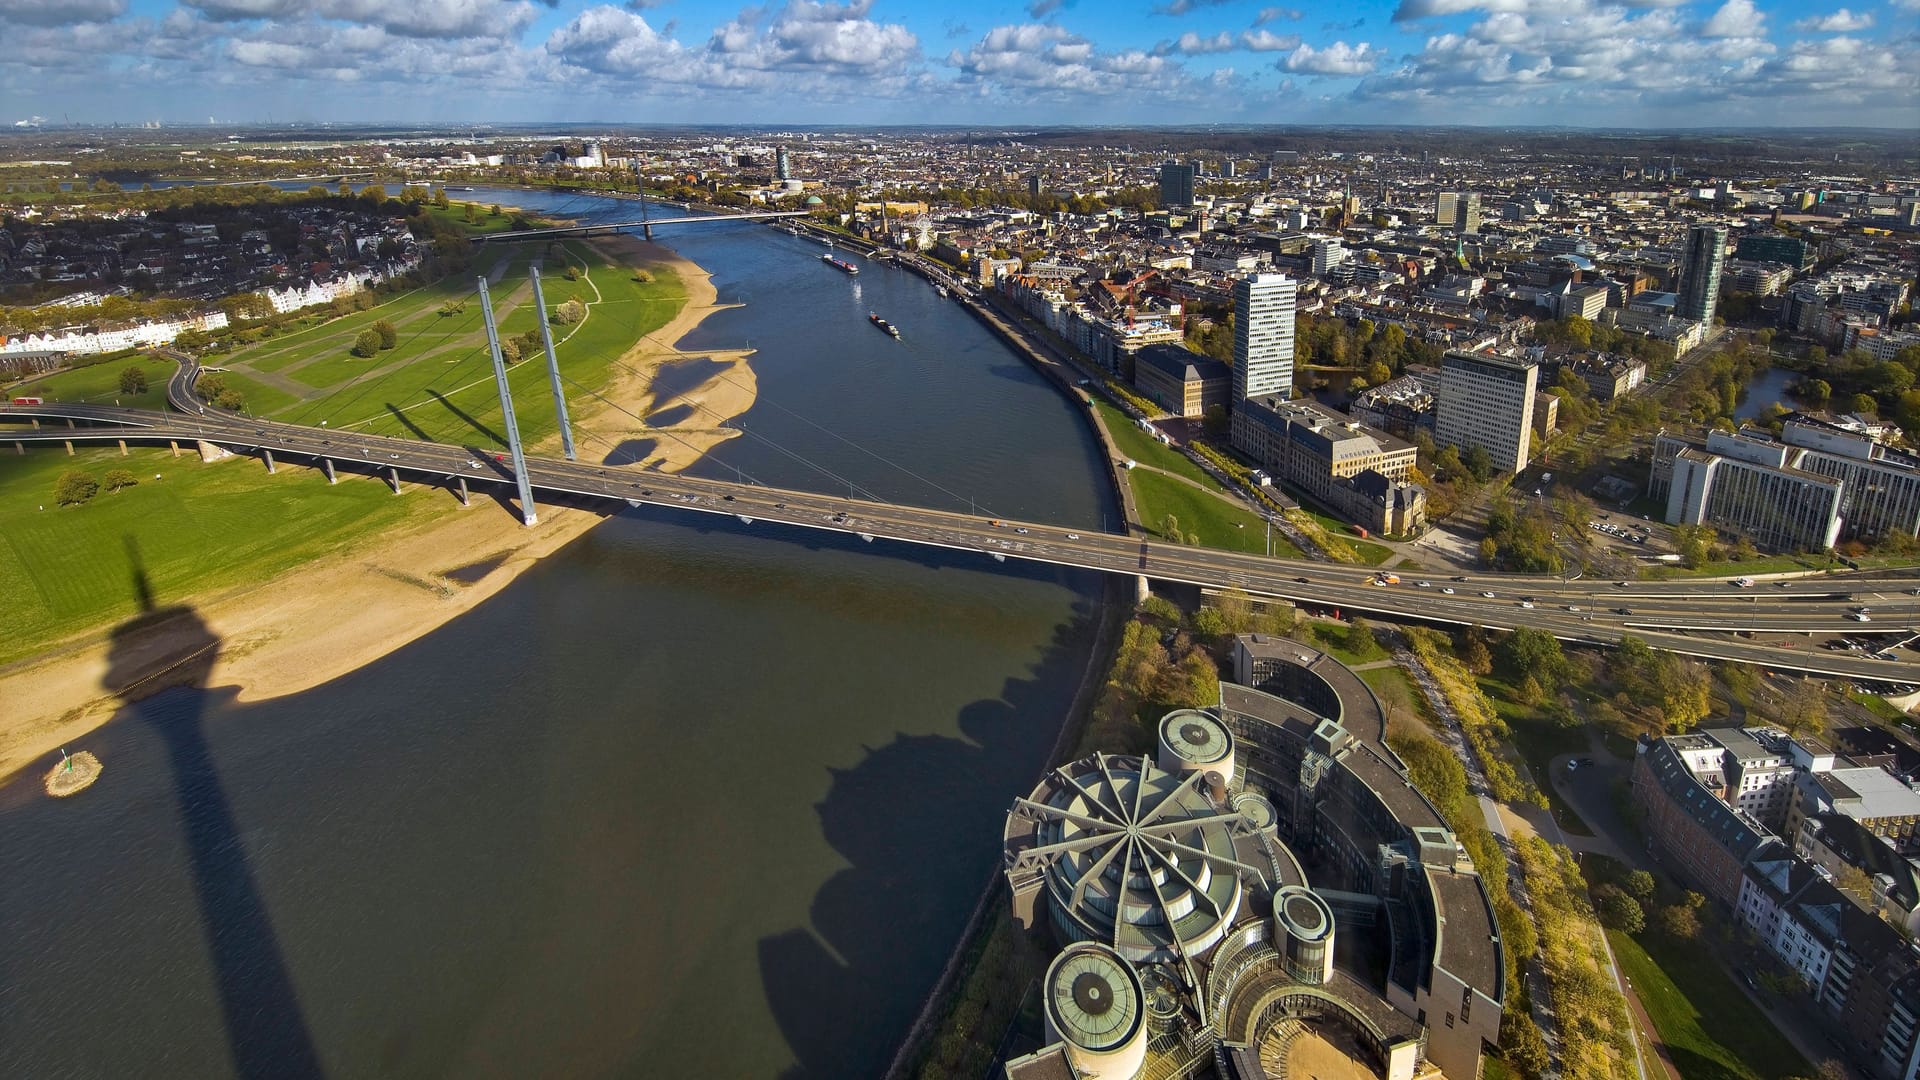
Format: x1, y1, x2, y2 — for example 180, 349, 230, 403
1588, 520, 1648, 544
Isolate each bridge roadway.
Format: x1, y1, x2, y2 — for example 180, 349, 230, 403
473, 210, 808, 244
7, 387, 1920, 683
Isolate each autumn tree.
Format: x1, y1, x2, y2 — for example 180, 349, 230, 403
1778, 678, 1830, 738
54, 469, 99, 506
1593, 885, 1645, 933
1459, 626, 1494, 676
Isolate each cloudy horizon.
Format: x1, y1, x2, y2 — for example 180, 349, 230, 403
1, 0, 1915, 130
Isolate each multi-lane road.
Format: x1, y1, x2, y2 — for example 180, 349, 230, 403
5, 367, 1920, 682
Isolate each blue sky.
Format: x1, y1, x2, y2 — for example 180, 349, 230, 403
1, 0, 1914, 128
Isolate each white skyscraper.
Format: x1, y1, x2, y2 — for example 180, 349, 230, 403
1310, 239, 1346, 277
1232, 272, 1296, 403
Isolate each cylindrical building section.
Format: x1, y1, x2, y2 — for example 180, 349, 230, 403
1043, 942, 1149, 1080
1274, 885, 1336, 986
1156, 709, 1236, 789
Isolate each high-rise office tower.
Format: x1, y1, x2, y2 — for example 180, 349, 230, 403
1232, 272, 1297, 404
775, 147, 792, 181
1436, 191, 1480, 234
1160, 162, 1196, 208
1436, 351, 1538, 476
1677, 223, 1728, 325
1310, 238, 1346, 277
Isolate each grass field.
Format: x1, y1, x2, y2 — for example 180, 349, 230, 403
215, 371, 304, 416
423, 202, 527, 235
1306, 621, 1388, 667
1360, 664, 1436, 725
1092, 398, 1212, 486
214, 239, 688, 451
233, 247, 539, 379
1606, 929, 1813, 1080
1129, 468, 1305, 557
0, 444, 426, 664
1479, 671, 1594, 834
12, 355, 177, 411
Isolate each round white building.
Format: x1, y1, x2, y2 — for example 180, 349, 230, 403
1042, 942, 1149, 1080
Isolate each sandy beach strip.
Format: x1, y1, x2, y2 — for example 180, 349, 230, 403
0, 238, 758, 786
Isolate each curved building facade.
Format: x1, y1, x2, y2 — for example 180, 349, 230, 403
1002, 638, 1503, 1080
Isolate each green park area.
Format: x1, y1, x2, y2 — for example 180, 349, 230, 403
0, 444, 426, 664
1093, 398, 1211, 485
209, 238, 685, 451
11, 354, 177, 411
1130, 468, 1304, 558
0, 230, 690, 661
1606, 928, 1812, 1080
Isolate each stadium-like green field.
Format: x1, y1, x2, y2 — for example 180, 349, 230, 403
0, 444, 427, 663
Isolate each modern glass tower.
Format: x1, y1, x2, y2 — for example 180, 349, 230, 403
1678, 223, 1728, 324
1159, 162, 1196, 208
1232, 272, 1296, 403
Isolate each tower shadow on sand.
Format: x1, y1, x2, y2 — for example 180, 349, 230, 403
104, 542, 324, 1080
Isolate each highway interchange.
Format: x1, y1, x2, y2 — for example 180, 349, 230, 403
4, 360, 1920, 683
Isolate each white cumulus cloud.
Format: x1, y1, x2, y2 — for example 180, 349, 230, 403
1701, 0, 1765, 38
1283, 40, 1383, 75
1792, 8, 1875, 32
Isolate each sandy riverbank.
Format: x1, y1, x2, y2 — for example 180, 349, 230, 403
0, 240, 756, 786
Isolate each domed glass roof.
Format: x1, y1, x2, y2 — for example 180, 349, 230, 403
1006, 753, 1261, 963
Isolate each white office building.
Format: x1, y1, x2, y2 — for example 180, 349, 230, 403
1310, 238, 1346, 277
1231, 272, 1296, 404
1434, 351, 1538, 476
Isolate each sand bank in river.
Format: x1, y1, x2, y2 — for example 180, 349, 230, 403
0, 239, 756, 786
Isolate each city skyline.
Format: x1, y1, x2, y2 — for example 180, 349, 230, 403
1, 0, 1915, 131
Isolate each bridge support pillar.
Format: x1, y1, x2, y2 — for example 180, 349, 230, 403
30, 418, 39, 430
262, 449, 276, 474
169, 440, 180, 457
388, 466, 402, 494
322, 458, 336, 484
66, 418, 75, 429
456, 476, 470, 506
1135, 575, 1151, 604
64, 440, 73, 456
13, 441, 22, 455
117, 440, 127, 456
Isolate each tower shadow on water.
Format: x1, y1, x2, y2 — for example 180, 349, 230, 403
105, 538, 325, 1080
758, 606, 1098, 1080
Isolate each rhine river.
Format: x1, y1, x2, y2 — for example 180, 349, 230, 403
0, 188, 1116, 1078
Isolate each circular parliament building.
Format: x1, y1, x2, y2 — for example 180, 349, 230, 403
1001, 636, 1504, 1080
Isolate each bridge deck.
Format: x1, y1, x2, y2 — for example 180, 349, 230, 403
5, 395, 1920, 683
